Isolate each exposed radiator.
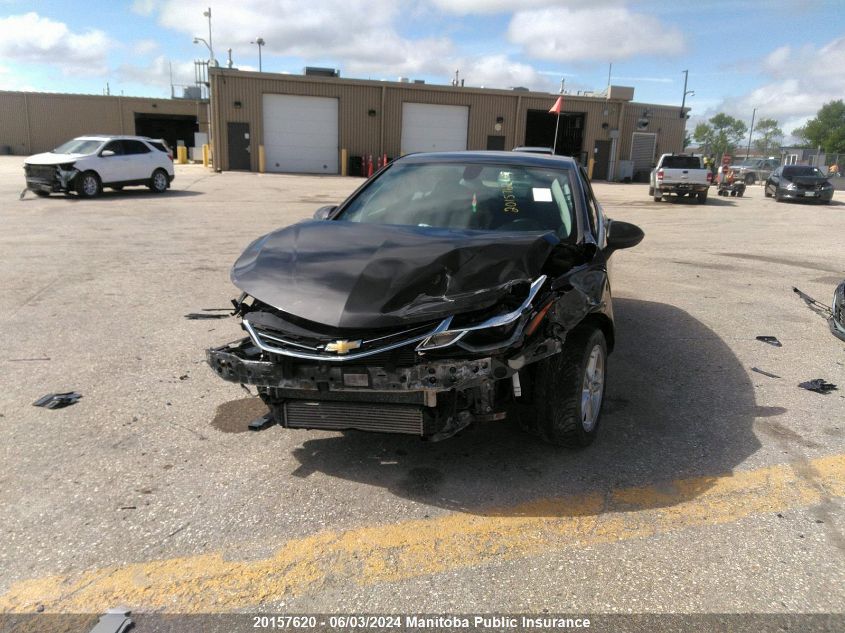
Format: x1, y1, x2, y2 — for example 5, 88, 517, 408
284, 400, 424, 435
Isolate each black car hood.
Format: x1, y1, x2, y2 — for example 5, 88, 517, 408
789, 176, 829, 186
231, 220, 559, 329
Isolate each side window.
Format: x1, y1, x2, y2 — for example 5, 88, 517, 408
101, 141, 123, 155
123, 140, 151, 155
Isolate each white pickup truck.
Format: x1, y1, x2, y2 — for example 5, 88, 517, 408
649, 154, 712, 203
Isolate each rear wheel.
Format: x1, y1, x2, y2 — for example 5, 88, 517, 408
75, 171, 101, 198
148, 169, 169, 193
516, 327, 607, 448
653, 191, 662, 202
648, 186, 654, 196
698, 191, 708, 203
34, 190, 50, 197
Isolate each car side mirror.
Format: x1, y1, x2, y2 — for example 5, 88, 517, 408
101, 150, 115, 157
313, 205, 336, 221
606, 220, 644, 253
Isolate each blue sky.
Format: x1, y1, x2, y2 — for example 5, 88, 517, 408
1, 0, 843, 138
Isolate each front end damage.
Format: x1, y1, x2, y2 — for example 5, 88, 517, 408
24, 162, 79, 194
207, 272, 604, 440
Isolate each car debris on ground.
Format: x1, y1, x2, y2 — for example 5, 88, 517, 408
32, 392, 82, 409
751, 367, 781, 379
88, 607, 133, 633
798, 379, 838, 395
755, 335, 782, 347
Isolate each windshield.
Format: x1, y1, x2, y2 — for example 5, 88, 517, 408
731, 159, 759, 168
52, 139, 104, 155
783, 166, 826, 178
336, 162, 577, 239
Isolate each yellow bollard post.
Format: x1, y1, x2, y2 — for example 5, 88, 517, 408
258, 145, 266, 173
340, 149, 348, 176
177, 145, 188, 164
202, 144, 209, 168
588, 157, 595, 180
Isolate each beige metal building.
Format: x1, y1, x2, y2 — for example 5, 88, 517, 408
0, 90, 207, 156
209, 68, 688, 180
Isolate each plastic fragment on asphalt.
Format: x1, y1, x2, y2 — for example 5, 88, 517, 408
751, 367, 781, 379
248, 412, 275, 431
88, 607, 133, 633
32, 392, 82, 409
798, 379, 838, 395
184, 312, 229, 320
756, 335, 782, 347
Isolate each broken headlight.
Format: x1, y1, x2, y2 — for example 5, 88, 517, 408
416, 275, 547, 352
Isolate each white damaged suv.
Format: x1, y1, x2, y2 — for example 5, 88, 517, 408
23, 135, 175, 198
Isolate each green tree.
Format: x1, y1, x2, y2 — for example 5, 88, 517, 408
796, 100, 845, 153
752, 118, 783, 156
692, 113, 748, 161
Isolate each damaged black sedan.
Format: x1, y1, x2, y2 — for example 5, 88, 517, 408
208, 152, 643, 446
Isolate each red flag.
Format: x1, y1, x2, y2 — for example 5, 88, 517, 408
548, 96, 564, 115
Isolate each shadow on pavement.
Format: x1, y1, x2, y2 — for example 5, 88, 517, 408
285, 298, 761, 516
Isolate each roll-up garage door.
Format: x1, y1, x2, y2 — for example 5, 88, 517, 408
262, 95, 338, 173
400, 103, 469, 154
630, 132, 657, 172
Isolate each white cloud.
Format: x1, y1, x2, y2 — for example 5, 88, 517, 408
0, 12, 112, 73
508, 6, 685, 61
457, 55, 558, 91
131, 0, 160, 16
0, 64, 36, 91
429, 0, 622, 14
115, 55, 195, 90
698, 36, 845, 140
133, 39, 159, 56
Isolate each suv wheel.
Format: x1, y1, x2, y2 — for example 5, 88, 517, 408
148, 169, 169, 193
75, 171, 101, 198
516, 327, 607, 447
744, 174, 755, 185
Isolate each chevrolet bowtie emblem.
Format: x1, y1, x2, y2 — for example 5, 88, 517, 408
324, 339, 362, 354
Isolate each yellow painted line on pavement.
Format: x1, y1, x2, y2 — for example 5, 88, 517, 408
2, 454, 844, 613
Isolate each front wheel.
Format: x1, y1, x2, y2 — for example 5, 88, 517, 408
75, 171, 101, 198
148, 169, 169, 193
516, 327, 607, 448
764, 185, 772, 197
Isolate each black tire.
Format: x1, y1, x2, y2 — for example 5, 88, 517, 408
648, 186, 654, 196
516, 327, 607, 448
698, 191, 708, 203
148, 169, 169, 193
75, 171, 101, 198
744, 174, 755, 185
775, 188, 784, 202
653, 192, 662, 202
34, 190, 50, 197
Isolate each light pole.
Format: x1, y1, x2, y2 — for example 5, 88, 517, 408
203, 7, 213, 62
745, 107, 757, 159
252, 37, 265, 72
680, 69, 695, 119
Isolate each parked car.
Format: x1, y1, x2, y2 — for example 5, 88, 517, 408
23, 135, 174, 198
728, 157, 780, 185
764, 165, 834, 203
649, 154, 712, 203
207, 151, 644, 447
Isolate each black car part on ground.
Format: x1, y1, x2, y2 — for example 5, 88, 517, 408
32, 392, 82, 409
798, 379, 838, 395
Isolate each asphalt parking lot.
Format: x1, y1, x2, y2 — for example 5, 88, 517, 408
1, 156, 844, 615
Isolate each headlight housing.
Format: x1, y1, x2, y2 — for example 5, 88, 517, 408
416, 275, 547, 352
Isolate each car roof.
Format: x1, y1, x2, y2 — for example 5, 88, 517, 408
73, 135, 155, 142
396, 150, 578, 169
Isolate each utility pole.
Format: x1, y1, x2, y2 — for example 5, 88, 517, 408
203, 7, 214, 63
680, 70, 694, 118
252, 38, 265, 72
745, 107, 757, 159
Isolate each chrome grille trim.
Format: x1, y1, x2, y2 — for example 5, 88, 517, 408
244, 317, 452, 362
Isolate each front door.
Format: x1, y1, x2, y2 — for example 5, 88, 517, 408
592, 140, 611, 180
227, 122, 251, 170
